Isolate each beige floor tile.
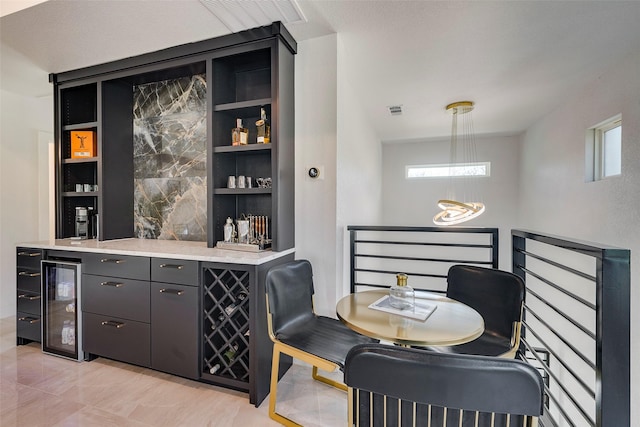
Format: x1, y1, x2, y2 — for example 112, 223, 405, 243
1, 316, 348, 426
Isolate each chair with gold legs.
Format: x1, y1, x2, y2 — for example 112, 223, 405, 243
424, 264, 526, 359
265, 259, 377, 427
345, 343, 544, 427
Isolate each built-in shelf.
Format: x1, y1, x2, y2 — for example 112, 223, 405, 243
62, 157, 99, 165
214, 98, 272, 112
62, 191, 99, 197
214, 145, 272, 154
62, 122, 99, 131
213, 188, 271, 195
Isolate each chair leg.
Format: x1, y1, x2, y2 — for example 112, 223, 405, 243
269, 343, 303, 427
312, 366, 347, 391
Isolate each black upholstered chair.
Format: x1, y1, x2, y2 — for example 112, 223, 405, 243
265, 259, 377, 427
427, 264, 526, 358
345, 343, 544, 427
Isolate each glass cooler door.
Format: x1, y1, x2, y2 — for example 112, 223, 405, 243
41, 260, 83, 361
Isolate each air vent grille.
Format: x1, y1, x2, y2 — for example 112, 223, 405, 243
389, 105, 403, 116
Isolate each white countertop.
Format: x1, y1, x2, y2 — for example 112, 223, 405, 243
18, 238, 295, 265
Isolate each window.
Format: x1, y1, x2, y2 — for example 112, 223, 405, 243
586, 115, 621, 181
406, 162, 491, 179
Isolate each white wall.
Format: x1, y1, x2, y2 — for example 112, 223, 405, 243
0, 89, 52, 317
294, 34, 383, 316
294, 34, 339, 316
381, 134, 521, 270
336, 35, 383, 305
517, 50, 640, 422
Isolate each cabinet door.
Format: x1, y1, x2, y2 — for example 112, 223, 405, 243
151, 282, 199, 379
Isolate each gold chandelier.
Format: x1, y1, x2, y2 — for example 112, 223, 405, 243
433, 101, 485, 226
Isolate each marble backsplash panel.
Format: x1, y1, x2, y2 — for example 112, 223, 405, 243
133, 74, 207, 241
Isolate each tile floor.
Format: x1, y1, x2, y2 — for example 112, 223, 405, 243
0, 317, 346, 426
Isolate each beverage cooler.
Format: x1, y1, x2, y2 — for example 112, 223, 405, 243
41, 260, 84, 361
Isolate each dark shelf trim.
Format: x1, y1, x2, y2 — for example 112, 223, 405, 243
213, 188, 272, 195
62, 191, 99, 197
62, 157, 99, 165
214, 144, 272, 154
214, 98, 272, 112
63, 122, 99, 131
51, 22, 296, 85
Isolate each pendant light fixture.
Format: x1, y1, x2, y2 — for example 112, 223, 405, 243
433, 101, 485, 226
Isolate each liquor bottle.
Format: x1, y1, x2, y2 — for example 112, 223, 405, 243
223, 217, 234, 242
389, 273, 415, 310
231, 119, 248, 146
255, 108, 270, 144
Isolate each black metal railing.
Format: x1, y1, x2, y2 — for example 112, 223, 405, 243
348, 226, 498, 293
512, 229, 630, 427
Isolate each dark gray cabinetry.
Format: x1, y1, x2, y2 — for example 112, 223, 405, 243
150, 259, 200, 379
201, 252, 294, 406
52, 23, 296, 250
82, 253, 151, 367
16, 247, 43, 344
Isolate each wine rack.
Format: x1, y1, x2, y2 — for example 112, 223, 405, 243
202, 266, 251, 384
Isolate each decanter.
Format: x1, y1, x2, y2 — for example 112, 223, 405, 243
389, 273, 414, 310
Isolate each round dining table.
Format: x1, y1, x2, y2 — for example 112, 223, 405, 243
336, 289, 484, 347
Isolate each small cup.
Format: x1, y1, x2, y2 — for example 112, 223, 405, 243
246, 177, 252, 188
238, 175, 246, 189
75, 184, 83, 192
227, 176, 236, 188
84, 184, 92, 192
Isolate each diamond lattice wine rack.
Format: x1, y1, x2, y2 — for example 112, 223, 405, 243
202, 267, 251, 384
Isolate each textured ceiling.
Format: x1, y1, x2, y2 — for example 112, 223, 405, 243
2, 0, 640, 142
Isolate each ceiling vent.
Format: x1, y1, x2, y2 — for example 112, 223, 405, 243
200, 0, 306, 33
388, 105, 403, 116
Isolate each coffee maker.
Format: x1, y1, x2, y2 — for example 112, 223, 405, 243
75, 207, 88, 239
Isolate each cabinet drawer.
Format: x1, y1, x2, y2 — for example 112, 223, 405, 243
82, 274, 150, 322
83, 253, 150, 280
17, 291, 41, 315
16, 248, 43, 269
151, 258, 198, 286
17, 312, 41, 342
17, 268, 41, 293
83, 312, 150, 367
151, 282, 199, 379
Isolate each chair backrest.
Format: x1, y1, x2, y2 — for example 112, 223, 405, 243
447, 265, 525, 340
265, 259, 316, 337
344, 344, 544, 427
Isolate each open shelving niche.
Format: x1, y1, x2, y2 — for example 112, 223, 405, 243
210, 46, 278, 249
58, 83, 99, 238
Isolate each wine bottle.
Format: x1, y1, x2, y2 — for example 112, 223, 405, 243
224, 343, 239, 362
209, 363, 220, 374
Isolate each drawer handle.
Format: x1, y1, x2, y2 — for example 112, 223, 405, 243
101, 320, 125, 329
100, 258, 126, 264
18, 271, 41, 277
18, 251, 41, 257
18, 316, 40, 324
18, 294, 41, 301
100, 281, 124, 288
159, 263, 184, 270
160, 288, 184, 296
